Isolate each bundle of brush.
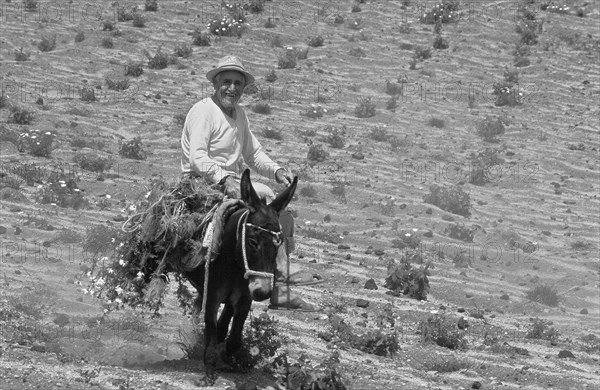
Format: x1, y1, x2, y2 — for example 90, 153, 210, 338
86, 175, 224, 317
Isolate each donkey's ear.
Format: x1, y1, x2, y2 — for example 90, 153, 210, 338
269, 176, 298, 213
240, 169, 261, 212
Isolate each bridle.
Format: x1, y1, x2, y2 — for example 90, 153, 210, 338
236, 209, 283, 283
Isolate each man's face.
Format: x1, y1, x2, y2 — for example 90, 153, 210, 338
213, 70, 246, 110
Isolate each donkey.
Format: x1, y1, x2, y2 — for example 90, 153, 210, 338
186, 168, 297, 378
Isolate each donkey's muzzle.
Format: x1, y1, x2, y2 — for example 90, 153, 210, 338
248, 276, 273, 301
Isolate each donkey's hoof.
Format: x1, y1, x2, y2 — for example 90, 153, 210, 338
195, 374, 215, 387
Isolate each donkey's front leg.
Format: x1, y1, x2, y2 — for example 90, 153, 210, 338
203, 302, 220, 379
225, 295, 252, 356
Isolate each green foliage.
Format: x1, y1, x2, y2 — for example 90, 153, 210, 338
74, 31, 85, 43
101, 37, 114, 48
80, 87, 97, 102
73, 152, 113, 174
419, 313, 467, 350
525, 285, 561, 307
278, 48, 298, 69
119, 136, 148, 160
420, 355, 472, 372
9, 106, 34, 125
146, 48, 170, 70
299, 184, 317, 198
424, 184, 471, 217
227, 313, 283, 372
276, 351, 348, 390
476, 116, 505, 142
307, 143, 329, 162
24, 0, 38, 11
117, 6, 136, 22
323, 311, 400, 357
354, 97, 376, 118
420, 1, 460, 24
173, 43, 193, 58
192, 29, 211, 46
469, 148, 504, 185
145, 0, 158, 11
208, 11, 247, 37
105, 78, 130, 91
264, 17, 276, 28
444, 223, 474, 242
385, 80, 402, 95
433, 35, 449, 49
35, 176, 87, 209
326, 126, 346, 149
252, 102, 272, 115
303, 226, 341, 244
265, 69, 277, 82
526, 317, 560, 341
385, 259, 430, 300
414, 46, 432, 60
14, 47, 30, 61
262, 126, 283, 140
301, 103, 326, 118
102, 20, 115, 31
132, 13, 146, 28
124, 61, 144, 77
308, 35, 324, 47
493, 81, 523, 107
428, 117, 445, 128
38, 34, 57, 52
348, 47, 366, 57
83, 224, 123, 257
18, 129, 55, 157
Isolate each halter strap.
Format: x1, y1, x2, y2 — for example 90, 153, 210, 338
236, 209, 277, 282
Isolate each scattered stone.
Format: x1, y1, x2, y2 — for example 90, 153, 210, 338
580, 308, 588, 314
457, 317, 468, 329
14, 226, 21, 235
425, 208, 432, 214
351, 151, 364, 160
351, 276, 359, 284
318, 331, 332, 342
323, 214, 331, 222
0, 226, 6, 235
466, 293, 472, 298
214, 377, 236, 389
457, 308, 465, 313
338, 244, 350, 250
155, 93, 161, 99
472, 380, 482, 389
373, 249, 385, 256
364, 279, 378, 290
442, 215, 454, 221
113, 214, 126, 222
14, 270, 21, 275
10, 207, 22, 212
439, 305, 446, 310
345, 254, 351, 260
542, 230, 551, 236
423, 230, 433, 238
500, 294, 510, 300
558, 350, 575, 359
460, 271, 467, 277
398, 203, 407, 209
356, 320, 367, 327
356, 299, 369, 308
190, 70, 196, 75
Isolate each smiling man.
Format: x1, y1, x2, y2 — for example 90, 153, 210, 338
180, 56, 320, 311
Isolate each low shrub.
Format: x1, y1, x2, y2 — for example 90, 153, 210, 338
301, 104, 326, 118
444, 223, 474, 242
277, 351, 348, 390
117, 6, 136, 22
252, 102, 272, 115
299, 184, 317, 198
262, 126, 283, 140
385, 259, 430, 300
80, 87, 97, 102
428, 117, 445, 128
420, 1, 461, 24
264, 17, 276, 28
191, 29, 211, 46
526, 317, 560, 341
124, 62, 144, 77
326, 126, 346, 149
105, 78, 130, 91
278, 48, 297, 69
38, 34, 57, 52
35, 178, 87, 209
476, 116, 505, 142
354, 97, 376, 118
492, 81, 523, 107
525, 285, 561, 307
9, 106, 34, 125
308, 35, 324, 47
73, 152, 113, 174
74, 31, 85, 43
420, 355, 471, 372
132, 13, 146, 27
14, 47, 30, 61
433, 35, 449, 49
145, 0, 158, 11
419, 313, 467, 350
173, 44, 193, 58
348, 47, 366, 58
101, 37, 114, 49
307, 143, 329, 162
119, 136, 148, 160
18, 129, 55, 157
102, 20, 115, 31
385, 80, 402, 95
414, 46, 432, 60
146, 48, 170, 70
369, 126, 388, 142
423, 184, 471, 217
265, 69, 277, 82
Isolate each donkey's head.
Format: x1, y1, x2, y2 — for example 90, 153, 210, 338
238, 169, 297, 301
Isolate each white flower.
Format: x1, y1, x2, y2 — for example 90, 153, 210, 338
115, 286, 123, 294
412, 228, 418, 232
135, 271, 144, 280
249, 346, 260, 356
95, 277, 105, 286
106, 194, 111, 199
37, 185, 43, 189
107, 268, 114, 274
129, 205, 137, 211
405, 233, 411, 237
60, 183, 67, 187
82, 289, 89, 294
103, 308, 109, 313
323, 109, 327, 113
119, 259, 126, 266
101, 256, 109, 262
111, 237, 115, 243
74, 188, 80, 192
45, 132, 51, 135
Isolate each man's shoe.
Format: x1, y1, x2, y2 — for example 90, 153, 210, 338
276, 271, 323, 286
268, 287, 321, 312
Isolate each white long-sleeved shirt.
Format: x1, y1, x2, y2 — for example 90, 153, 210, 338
181, 97, 282, 183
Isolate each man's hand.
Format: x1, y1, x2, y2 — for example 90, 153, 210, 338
275, 168, 292, 187
223, 176, 241, 198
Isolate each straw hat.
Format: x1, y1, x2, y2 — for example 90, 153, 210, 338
206, 55, 255, 85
